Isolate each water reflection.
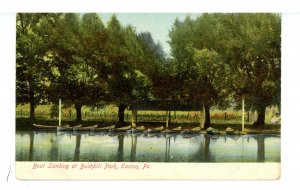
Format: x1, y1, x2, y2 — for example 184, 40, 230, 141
204, 135, 211, 162
255, 135, 265, 162
130, 135, 137, 162
165, 136, 171, 162
29, 131, 34, 161
74, 134, 81, 161
16, 131, 280, 162
50, 133, 58, 161
117, 135, 124, 162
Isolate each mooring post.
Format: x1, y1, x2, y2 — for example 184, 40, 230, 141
131, 110, 137, 128
166, 110, 169, 129
131, 110, 134, 128
59, 99, 61, 127
135, 110, 138, 126
200, 105, 205, 129
199, 110, 202, 128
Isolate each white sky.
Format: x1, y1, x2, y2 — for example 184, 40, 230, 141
100, 13, 201, 56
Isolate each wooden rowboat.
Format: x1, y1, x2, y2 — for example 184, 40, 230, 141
111, 125, 131, 132
225, 127, 239, 135
183, 127, 201, 134
147, 126, 164, 133
207, 127, 219, 135
131, 126, 146, 133
57, 124, 82, 131
94, 125, 115, 132
77, 125, 97, 131
162, 126, 182, 133
33, 124, 59, 130
244, 128, 279, 134
190, 127, 201, 132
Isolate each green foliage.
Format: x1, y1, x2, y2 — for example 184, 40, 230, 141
16, 13, 63, 122
168, 13, 281, 125
16, 13, 280, 126
16, 13, 165, 122
105, 15, 163, 108
50, 104, 58, 118
39, 13, 108, 109
16, 14, 45, 105
190, 48, 229, 105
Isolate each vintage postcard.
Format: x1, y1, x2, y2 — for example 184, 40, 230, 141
15, 13, 281, 180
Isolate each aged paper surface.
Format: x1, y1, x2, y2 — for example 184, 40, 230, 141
12, 1, 282, 183
2, 1, 300, 190
16, 162, 280, 180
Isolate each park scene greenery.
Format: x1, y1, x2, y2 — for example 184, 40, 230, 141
16, 13, 281, 130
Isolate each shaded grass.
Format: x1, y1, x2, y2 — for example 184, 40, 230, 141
16, 104, 280, 124
16, 104, 281, 132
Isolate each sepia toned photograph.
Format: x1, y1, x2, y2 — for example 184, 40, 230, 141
15, 13, 281, 179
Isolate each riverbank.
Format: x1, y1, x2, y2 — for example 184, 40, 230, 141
16, 118, 281, 134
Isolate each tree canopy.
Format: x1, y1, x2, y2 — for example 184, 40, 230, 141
168, 13, 281, 127
17, 13, 164, 123
16, 13, 281, 127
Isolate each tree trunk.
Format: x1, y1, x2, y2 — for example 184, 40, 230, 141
204, 104, 211, 129
75, 103, 82, 122
254, 105, 266, 127
118, 104, 127, 124
29, 81, 35, 124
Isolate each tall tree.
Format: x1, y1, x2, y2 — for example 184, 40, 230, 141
168, 13, 281, 127
16, 13, 57, 123
40, 13, 107, 122
190, 49, 230, 128
220, 14, 281, 126
105, 15, 154, 124
136, 32, 170, 100
168, 15, 230, 128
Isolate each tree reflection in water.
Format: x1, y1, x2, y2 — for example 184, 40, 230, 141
117, 135, 124, 161
165, 137, 171, 162
74, 134, 81, 161
18, 131, 279, 162
130, 134, 137, 161
49, 132, 58, 161
191, 134, 213, 162
255, 135, 265, 162
203, 135, 211, 162
29, 131, 34, 161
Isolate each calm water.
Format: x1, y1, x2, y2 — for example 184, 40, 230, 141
16, 131, 280, 162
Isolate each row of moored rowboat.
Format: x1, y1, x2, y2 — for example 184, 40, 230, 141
33, 124, 241, 135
